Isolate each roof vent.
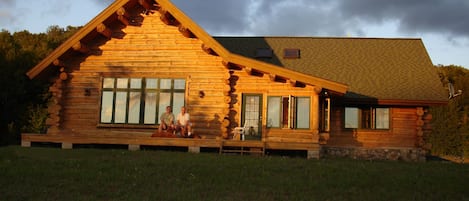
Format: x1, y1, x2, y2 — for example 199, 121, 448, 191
255, 48, 273, 58
284, 48, 300, 59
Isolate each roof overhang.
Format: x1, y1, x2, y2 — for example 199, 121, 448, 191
27, 0, 348, 94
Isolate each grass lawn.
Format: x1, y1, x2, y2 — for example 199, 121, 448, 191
1, 146, 468, 201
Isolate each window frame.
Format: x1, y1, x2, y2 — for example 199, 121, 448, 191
283, 48, 300, 59
255, 48, 273, 58
344, 106, 390, 130
266, 95, 310, 129
98, 77, 185, 128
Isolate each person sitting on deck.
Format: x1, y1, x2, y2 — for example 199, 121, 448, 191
158, 106, 175, 134
175, 106, 192, 137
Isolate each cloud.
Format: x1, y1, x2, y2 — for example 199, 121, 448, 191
172, 0, 251, 35
40, 0, 71, 19
0, 0, 15, 29
170, 0, 469, 40
337, 0, 469, 39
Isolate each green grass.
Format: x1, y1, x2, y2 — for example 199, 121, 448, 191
1, 146, 468, 201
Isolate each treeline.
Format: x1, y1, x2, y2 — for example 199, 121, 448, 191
428, 65, 469, 157
0, 27, 468, 157
0, 26, 80, 145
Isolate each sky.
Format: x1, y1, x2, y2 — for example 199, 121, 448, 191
1, 0, 468, 68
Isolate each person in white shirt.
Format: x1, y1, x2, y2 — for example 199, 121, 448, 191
176, 106, 192, 137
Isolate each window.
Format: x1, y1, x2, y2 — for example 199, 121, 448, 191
100, 77, 185, 125
283, 48, 300, 59
344, 107, 390, 129
321, 98, 331, 132
267, 96, 310, 129
255, 48, 273, 58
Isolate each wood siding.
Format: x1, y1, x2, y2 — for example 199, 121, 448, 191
230, 70, 320, 143
327, 106, 424, 148
49, 12, 228, 138
46, 11, 320, 144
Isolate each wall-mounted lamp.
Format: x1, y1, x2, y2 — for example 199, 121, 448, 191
199, 91, 205, 98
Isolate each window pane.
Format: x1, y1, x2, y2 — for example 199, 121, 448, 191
100, 91, 114, 123
361, 108, 372, 129
296, 97, 310, 129
174, 79, 185, 89
160, 79, 171, 89
158, 93, 171, 123
375, 108, 390, 129
130, 78, 142, 89
255, 48, 273, 58
146, 78, 158, 89
244, 96, 260, 134
100, 77, 186, 125
128, 92, 141, 124
267, 97, 281, 128
345, 107, 358, 128
173, 93, 185, 116
144, 92, 157, 124
116, 78, 128, 89
103, 78, 115, 88
115, 92, 127, 123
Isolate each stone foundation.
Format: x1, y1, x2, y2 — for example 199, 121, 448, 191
321, 146, 427, 162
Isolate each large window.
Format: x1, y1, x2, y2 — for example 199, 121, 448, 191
100, 77, 185, 125
267, 96, 310, 129
345, 107, 390, 129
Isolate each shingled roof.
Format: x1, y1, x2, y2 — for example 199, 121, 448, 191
26, 0, 445, 105
215, 37, 448, 105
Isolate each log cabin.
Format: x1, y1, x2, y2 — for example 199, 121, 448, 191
21, 0, 447, 161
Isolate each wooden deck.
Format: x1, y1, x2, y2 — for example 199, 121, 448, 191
21, 133, 320, 159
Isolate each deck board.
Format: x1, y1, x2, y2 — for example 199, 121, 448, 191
21, 133, 320, 158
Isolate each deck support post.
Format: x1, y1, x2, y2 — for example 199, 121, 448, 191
128, 144, 140, 151
62, 143, 73, 149
188, 146, 200, 153
21, 141, 31, 147
307, 149, 319, 159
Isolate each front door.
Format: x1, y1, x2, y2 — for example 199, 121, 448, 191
241, 94, 262, 140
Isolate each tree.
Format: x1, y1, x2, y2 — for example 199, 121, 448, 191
0, 26, 80, 145
429, 65, 469, 157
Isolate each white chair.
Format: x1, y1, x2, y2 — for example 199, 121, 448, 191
231, 121, 248, 140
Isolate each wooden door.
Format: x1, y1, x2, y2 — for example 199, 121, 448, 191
241, 94, 263, 139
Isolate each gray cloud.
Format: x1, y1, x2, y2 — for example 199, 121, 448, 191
173, 0, 250, 35
41, 0, 71, 19
170, 0, 469, 40
0, 0, 15, 29
0, 0, 14, 7
338, 0, 469, 38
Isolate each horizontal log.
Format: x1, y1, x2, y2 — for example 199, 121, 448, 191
96, 23, 113, 38
116, 7, 129, 18
59, 72, 68, 81
53, 59, 66, 67
72, 42, 90, 54
178, 26, 194, 38
117, 15, 130, 26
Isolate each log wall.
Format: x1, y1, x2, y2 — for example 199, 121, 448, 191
229, 70, 320, 143
327, 106, 424, 148
52, 12, 229, 138
47, 11, 321, 144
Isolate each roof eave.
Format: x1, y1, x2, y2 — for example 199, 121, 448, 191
27, 0, 131, 79
27, 0, 349, 94
378, 99, 448, 106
